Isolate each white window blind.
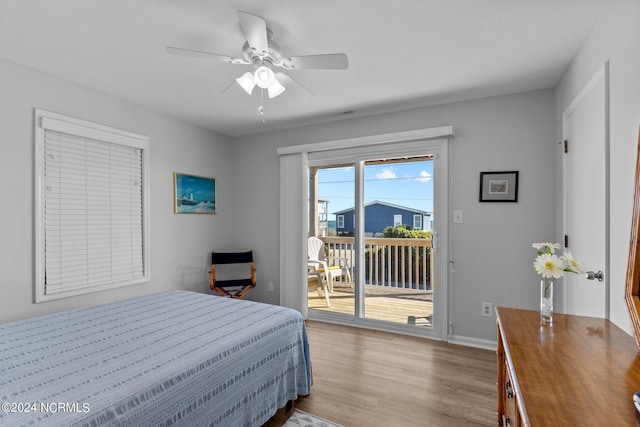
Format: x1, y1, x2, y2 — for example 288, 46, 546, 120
35, 110, 150, 301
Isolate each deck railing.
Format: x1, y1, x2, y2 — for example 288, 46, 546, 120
319, 236, 433, 291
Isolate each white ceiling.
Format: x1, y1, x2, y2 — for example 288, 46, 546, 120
0, 0, 607, 138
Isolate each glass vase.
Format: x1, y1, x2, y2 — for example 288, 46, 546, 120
540, 277, 554, 325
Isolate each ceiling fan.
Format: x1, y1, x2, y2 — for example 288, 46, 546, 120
166, 11, 349, 99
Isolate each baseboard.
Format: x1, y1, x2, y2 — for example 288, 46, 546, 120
449, 334, 497, 351
308, 314, 498, 350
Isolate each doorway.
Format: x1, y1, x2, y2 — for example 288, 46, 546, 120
306, 143, 448, 340
308, 157, 435, 326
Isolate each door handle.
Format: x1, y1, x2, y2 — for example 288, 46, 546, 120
585, 270, 604, 282
432, 231, 438, 253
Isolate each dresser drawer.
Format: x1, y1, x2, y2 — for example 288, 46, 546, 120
501, 362, 520, 427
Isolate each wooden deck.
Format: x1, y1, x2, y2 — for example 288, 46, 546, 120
307, 282, 433, 326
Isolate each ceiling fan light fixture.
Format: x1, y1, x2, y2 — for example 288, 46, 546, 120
254, 65, 276, 89
267, 79, 286, 98
236, 72, 256, 94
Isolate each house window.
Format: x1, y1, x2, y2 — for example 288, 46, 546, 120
413, 214, 423, 230
35, 110, 150, 302
394, 214, 402, 227
337, 215, 344, 228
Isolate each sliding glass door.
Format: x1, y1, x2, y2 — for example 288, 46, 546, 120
362, 158, 434, 326
307, 145, 445, 339
308, 164, 355, 316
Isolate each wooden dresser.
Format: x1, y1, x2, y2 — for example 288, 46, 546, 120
496, 307, 640, 426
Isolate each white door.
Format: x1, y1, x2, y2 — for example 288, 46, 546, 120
563, 63, 608, 318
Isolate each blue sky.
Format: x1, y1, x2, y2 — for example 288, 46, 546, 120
317, 160, 434, 219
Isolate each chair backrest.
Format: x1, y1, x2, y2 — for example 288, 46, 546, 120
211, 251, 253, 265
308, 236, 326, 261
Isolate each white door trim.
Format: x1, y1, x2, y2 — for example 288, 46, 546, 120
276, 126, 454, 156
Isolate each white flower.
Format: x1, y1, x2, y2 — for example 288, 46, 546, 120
562, 252, 585, 274
532, 242, 560, 254
534, 253, 566, 279
532, 242, 585, 279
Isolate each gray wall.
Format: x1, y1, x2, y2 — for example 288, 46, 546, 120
555, 0, 640, 333
0, 57, 233, 323
232, 89, 556, 344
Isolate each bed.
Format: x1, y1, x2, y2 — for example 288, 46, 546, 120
0, 290, 311, 427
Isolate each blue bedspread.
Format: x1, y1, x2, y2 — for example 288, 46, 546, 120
0, 291, 311, 426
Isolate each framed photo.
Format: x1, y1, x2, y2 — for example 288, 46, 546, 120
479, 171, 519, 202
173, 173, 216, 213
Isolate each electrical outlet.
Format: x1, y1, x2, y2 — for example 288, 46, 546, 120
268, 282, 274, 292
481, 302, 493, 317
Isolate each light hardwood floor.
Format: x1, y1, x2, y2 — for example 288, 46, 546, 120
295, 321, 497, 427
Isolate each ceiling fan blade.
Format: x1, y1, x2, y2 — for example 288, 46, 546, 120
219, 79, 237, 96
276, 72, 316, 96
166, 47, 249, 64
237, 11, 269, 57
279, 53, 349, 70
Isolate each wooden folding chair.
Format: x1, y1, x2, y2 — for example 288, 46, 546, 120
209, 251, 256, 299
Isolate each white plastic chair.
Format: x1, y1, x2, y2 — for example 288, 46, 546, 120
307, 236, 352, 292
307, 269, 331, 307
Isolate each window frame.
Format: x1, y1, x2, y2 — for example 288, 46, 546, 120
413, 214, 423, 230
34, 109, 151, 302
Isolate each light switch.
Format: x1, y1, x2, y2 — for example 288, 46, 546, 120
453, 210, 463, 224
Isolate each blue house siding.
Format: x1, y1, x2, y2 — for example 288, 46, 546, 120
335, 201, 429, 235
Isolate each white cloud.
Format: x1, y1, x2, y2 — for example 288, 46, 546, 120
415, 171, 432, 182
375, 167, 396, 180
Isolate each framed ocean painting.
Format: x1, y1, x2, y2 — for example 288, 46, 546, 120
173, 173, 216, 214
